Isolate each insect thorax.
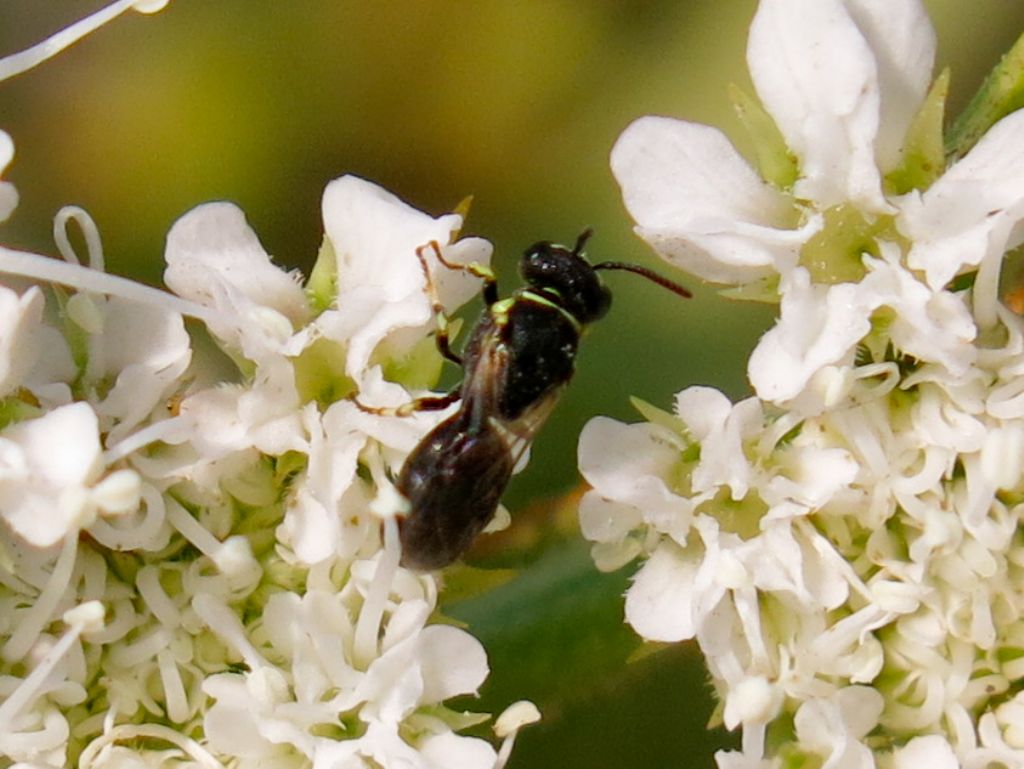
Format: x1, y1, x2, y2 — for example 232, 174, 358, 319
492, 292, 580, 420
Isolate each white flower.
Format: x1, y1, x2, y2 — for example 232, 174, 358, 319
171, 355, 307, 461
319, 175, 491, 381
165, 202, 310, 362
585, 1, 1024, 767
0, 402, 136, 546
0, 3, 530, 767
198, 564, 496, 769
891, 735, 959, 769
83, 295, 192, 444
612, 0, 1024, 405
610, 117, 813, 284
793, 687, 882, 769
900, 109, 1024, 293
0, 171, 515, 769
746, 0, 932, 213
578, 416, 693, 571
0, 285, 49, 397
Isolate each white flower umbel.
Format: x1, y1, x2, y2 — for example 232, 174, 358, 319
0, 10, 530, 763
584, 1, 1024, 767
0, 171, 520, 767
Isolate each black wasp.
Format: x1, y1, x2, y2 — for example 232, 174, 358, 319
378, 230, 691, 571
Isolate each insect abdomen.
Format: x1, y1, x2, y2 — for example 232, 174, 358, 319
396, 412, 514, 570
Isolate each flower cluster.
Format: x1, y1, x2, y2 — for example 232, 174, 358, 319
580, 1, 1024, 767
0, 5, 538, 767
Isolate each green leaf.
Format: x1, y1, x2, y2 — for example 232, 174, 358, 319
444, 538, 644, 714
730, 84, 798, 190
274, 450, 308, 486
946, 30, 1024, 160
0, 390, 42, 430
444, 537, 734, 764
629, 395, 686, 437
719, 274, 781, 303
886, 69, 948, 194
438, 563, 519, 606
292, 336, 356, 408
625, 640, 672, 664
307, 236, 338, 314
380, 322, 457, 391
221, 456, 279, 507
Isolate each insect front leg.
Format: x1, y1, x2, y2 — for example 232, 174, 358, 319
416, 240, 500, 364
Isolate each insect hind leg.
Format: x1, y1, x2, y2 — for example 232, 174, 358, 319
355, 388, 460, 418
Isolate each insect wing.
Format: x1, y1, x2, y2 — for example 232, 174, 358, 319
397, 410, 514, 570
396, 330, 513, 570
461, 315, 569, 499
494, 383, 564, 473
396, 315, 567, 570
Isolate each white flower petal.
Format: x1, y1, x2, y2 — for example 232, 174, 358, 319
357, 640, 424, 724
774, 445, 858, 508
901, 109, 1024, 289
282, 488, 341, 564
18, 403, 101, 486
322, 175, 492, 377
723, 676, 781, 729
714, 749, 774, 769
87, 297, 189, 379
578, 416, 680, 499
748, 0, 886, 211
345, 297, 432, 381
0, 402, 102, 545
794, 687, 883, 769
416, 625, 488, 703
324, 175, 461, 303
748, 268, 873, 403
861, 252, 977, 375
742, 523, 811, 601
361, 720, 431, 769
0, 130, 18, 222
420, 731, 497, 769
202, 674, 274, 758
674, 386, 732, 441
494, 700, 542, 738
578, 493, 643, 545
912, 384, 987, 454
625, 542, 700, 642
0, 131, 11, 172
88, 296, 191, 442
578, 416, 693, 540
283, 403, 370, 563
683, 393, 762, 499
842, 0, 935, 171
891, 735, 958, 769
0, 285, 45, 398
612, 116, 806, 284
164, 201, 309, 358
177, 357, 305, 460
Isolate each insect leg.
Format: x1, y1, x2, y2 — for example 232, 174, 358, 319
417, 240, 499, 308
415, 241, 465, 365
354, 388, 461, 418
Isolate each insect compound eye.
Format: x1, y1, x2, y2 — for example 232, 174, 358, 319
520, 241, 611, 324
590, 283, 612, 321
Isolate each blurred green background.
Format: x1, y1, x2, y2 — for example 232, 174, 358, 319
1, 2, 1022, 767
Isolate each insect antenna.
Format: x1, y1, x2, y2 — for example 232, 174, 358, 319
592, 261, 693, 299
572, 227, 595, 256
